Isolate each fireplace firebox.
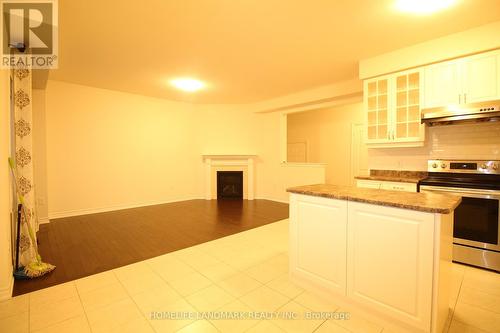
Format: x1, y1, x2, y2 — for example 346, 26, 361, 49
217, 171, 243, 199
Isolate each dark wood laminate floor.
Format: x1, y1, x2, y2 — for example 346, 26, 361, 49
13, 199, 289, 296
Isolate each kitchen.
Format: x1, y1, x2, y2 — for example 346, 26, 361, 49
285, 30, 500, 333
1, 2, 500, 333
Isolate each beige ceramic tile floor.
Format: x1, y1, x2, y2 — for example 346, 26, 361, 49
1, 219, 499, 333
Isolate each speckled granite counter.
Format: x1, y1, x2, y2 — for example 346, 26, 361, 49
287, 184, 461, 214
355, 170, 428, 184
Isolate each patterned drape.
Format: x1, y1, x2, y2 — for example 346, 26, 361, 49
12, 66, 38, 266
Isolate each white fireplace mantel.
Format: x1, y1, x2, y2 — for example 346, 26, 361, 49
202, 155, 257, 200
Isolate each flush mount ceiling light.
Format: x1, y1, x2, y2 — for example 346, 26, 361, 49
169, 78, 205, 92
394, 0, 456, 15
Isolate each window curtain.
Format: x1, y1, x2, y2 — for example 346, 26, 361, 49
12, 66, 38, 266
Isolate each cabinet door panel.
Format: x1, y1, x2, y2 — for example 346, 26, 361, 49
463, 53, 500, 103
290, 194, 347, 295
365, 78, 390, 144
394, 70, 424, 142
380, 181, 417, 192
347, 202, 434, 330
356, 180, 382, 189
424, 62, 460, 108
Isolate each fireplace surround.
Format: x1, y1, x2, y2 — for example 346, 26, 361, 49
202, 155, 256, 200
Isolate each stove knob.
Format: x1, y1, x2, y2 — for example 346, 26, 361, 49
493, 164, 498, 170
481, 163, 488, 169
432, 163, 438, 168
441, 163, 447, 169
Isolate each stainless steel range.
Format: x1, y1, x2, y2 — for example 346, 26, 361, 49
419, 160, 500, 272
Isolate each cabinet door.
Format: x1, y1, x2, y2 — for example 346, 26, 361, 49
365, 78, 390, 143
462, 52, 500, 104
290, 194, 347, 296
379, 181, 417, 192
347, 202, 434, 331
423, 61, 460, 108
356, 180, 382, 189
394, 70, 424, 142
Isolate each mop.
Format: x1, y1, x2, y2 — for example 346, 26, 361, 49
8, 158, 55, 278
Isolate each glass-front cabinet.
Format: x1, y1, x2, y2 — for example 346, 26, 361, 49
366, 78, 389, 141
364, 69, 425, 147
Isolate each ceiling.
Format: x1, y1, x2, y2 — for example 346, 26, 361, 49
48, 0, 500, 104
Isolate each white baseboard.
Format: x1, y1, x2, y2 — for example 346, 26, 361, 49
47, 196, 289, 220
48, 196, 204, 220
0, 274, 13, 301
38, 217, 50, 225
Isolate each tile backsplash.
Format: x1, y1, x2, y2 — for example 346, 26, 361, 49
368, 122, 500, 171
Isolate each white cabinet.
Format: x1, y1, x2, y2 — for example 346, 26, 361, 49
365, 69, 425, 147
289, 194, 347, 296
347, 202, 434, 331
423, 61, 461, 108
356, 179, 417, 192
463, 51, 500, 104
423, 50, 500, 109
289, 194, 452, 333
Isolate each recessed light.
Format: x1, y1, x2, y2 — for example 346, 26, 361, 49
394, 0, 456, 15
169, 78, 205, 92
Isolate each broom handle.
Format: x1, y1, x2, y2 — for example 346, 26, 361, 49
8, 158, 41, 262
15, 203, 22, 270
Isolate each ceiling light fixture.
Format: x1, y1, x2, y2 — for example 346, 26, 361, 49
394, 0, 456, 15
169, 78, 205, 92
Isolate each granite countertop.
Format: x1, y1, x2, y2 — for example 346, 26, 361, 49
355, 170, 428, 184
287, 184, 461, 214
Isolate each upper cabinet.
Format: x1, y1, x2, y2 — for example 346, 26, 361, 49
366, 78, 389, 142
365, 49, 500, 148
462, 51, 500, 104
423, 50, 500, 109
423, 61, 461, 108
365, 69, 425, 147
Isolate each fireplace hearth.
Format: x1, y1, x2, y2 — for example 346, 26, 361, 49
217, 171, 243, 199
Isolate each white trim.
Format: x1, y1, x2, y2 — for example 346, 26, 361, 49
48, 196, 289, 220
38, 217, 50, 224
48, 196, 204, 220
0, 274, 13, 301
204, 155, 256, 200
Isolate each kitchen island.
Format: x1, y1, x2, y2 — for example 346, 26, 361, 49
287, 184, 462, 333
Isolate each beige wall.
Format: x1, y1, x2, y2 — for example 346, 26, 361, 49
0, 69, 13, 300
39, 81, 324, 218
287, 102, 364, 185
44, 81, 200, 218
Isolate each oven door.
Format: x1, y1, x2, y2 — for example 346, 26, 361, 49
420, 185, 500, 252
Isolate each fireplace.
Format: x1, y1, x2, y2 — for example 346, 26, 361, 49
217, 171, 243, 199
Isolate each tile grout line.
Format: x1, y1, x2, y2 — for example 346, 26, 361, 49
112, 269, 158, 332
445, 267, 465, 333
73, 281, 94, 333
28, 282, 83, 332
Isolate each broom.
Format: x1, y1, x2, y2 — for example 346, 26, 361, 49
8, 158, 55, 278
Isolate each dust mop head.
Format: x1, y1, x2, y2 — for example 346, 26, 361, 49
24, 261, 56, 278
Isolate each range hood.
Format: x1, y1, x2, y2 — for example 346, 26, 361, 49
421, 102, 500, 126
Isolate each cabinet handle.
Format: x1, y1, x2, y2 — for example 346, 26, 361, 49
464, 93, 467, 104
459, 94, 461, 104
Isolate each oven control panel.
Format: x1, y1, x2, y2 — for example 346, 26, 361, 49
428, 160, 500, 174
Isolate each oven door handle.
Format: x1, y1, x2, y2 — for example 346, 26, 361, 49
420, 185, 500, 197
